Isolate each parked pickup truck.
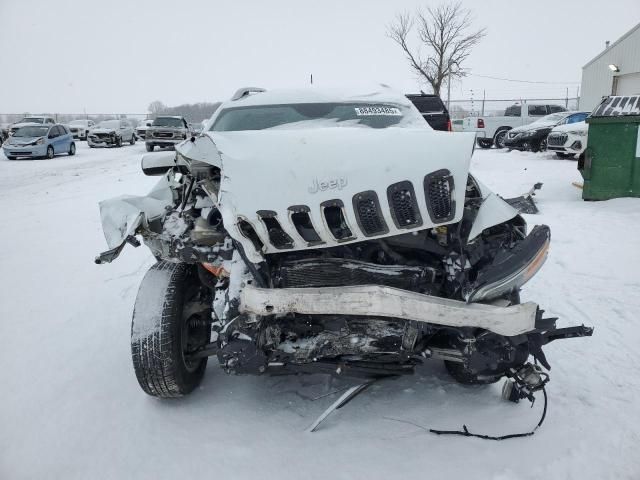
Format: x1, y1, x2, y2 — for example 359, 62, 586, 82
462, 103, 567, 148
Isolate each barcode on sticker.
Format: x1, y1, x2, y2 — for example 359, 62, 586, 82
354, 106, 402, 116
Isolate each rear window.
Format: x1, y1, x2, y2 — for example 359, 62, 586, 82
528, 105, 548, 116
407, 96, 445, 114
211, 103, 424, 131
504, 105, 521, 117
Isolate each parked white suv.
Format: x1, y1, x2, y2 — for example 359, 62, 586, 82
547, 120, 589, 159
67, 119, 95, 140
462, 104, 567, 148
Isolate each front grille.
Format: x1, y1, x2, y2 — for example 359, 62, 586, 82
94, 133, 113, 140
238, 169, 459, 253
353, 191, 388, 236
424, 170, 455, 222
153, 131, 174, 138
387, 181, 422, 229
547, 133, 567, 146
275, 258, 435, 290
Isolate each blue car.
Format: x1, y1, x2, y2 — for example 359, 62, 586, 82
2, 124, 76, 160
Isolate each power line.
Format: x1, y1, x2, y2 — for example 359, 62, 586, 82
468, 73, 581, 85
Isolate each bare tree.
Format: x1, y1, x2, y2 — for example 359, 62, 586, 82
148, 100, 166, 116
388, 2, 486, 96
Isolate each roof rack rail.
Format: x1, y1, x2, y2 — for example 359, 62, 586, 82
231, 87, 266, 101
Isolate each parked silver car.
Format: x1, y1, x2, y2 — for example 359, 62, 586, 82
145, 116, 191, 151
88, 119, 136, 148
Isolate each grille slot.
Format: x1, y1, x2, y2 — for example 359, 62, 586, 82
288, 206, 323, 244
321, 200, 353, 241
424, 170, 455, 223
387, 181, 422, 229
352, 191, 388, 236
547, 133, 567, 146
258, 211, 294, 249
237, 218, 264, 251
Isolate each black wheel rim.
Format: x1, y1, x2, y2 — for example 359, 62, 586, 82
47, 147, 53, 158
180, 286, 211, 372
540, 139, 547, 152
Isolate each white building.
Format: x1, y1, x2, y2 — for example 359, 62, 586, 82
580, 22, 640, 111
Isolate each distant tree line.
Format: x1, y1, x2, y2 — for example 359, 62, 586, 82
148, 101, 222, 123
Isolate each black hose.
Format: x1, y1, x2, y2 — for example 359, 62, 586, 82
429, 387, 548, 441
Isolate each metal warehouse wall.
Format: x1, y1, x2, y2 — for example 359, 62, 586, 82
580, 23, 640, 112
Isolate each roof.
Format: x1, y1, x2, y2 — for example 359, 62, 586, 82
590, 95, 640, 116
155, 115, 184, 119
583, 22, 640, 69
223, 86, 414, 108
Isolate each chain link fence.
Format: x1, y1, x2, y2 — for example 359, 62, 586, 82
0, 113, 150, 128
447, 97, 581, 120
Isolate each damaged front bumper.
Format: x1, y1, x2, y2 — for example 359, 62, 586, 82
241, 284, 540, 337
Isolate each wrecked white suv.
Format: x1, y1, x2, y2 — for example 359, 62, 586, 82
96, 87, 591, 405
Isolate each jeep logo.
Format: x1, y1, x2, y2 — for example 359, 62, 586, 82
308, 176, 348, 194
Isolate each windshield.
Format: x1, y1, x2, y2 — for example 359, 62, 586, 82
211, 103, 423, 131
21, 117, 45, 124
153, 117, 183, 127
14, 126, 49, 137
96, 120, 120, 129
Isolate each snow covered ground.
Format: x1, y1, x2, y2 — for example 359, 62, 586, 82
1, 143, 639, 479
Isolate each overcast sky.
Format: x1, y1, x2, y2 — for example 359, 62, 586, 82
1, 0, 638, 114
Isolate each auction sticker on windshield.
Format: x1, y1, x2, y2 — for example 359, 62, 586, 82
354, 106, 402, 116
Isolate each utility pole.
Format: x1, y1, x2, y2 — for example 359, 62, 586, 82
310, 74, 313, 85
565, 87, 569, 108
447, 73, 451, 110
481, 90, 486, 116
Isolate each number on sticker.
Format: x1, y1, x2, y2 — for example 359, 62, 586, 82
354, 106, 402, 116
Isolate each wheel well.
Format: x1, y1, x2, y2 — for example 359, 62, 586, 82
494, 127, 512, 137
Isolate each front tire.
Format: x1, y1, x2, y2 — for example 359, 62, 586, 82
493, 129, 509, 149
130, 134, 136, 145
146, 143, 154, 152
115, 136, 122, 148
131, 262, 211, 398
68, 142, 76, 156
46, 146, 54, 159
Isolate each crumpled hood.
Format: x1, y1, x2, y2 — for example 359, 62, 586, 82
6, 136, 42, 145
204, 127, 476, 262
90, 128, 116, 134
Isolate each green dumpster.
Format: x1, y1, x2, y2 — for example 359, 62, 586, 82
580, 95, 640, 200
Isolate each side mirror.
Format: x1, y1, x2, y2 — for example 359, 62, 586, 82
141, 152, 176, 176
